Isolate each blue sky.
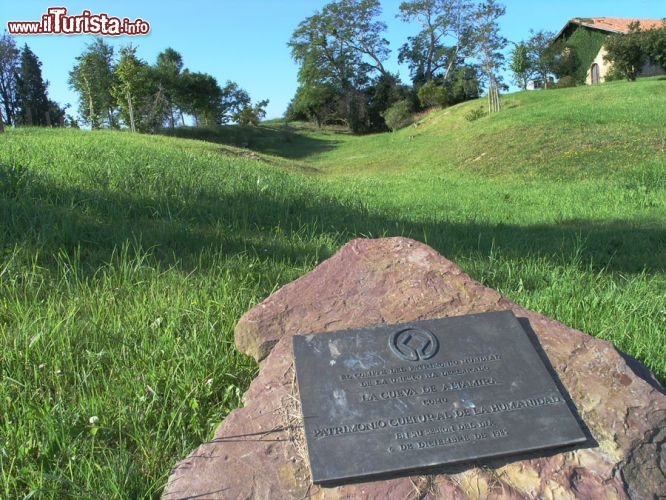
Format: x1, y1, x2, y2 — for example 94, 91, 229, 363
3, 1, 664, 120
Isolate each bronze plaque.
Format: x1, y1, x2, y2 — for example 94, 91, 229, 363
292, 311, 586, 485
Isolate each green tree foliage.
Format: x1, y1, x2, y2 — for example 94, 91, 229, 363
286, 84, 340, 126
142, 70, 172, 132
112, 45, 151, 132
328, 0, 391, 77
0, 33, 20, 126
68, 41, 261, 130
365, 72, 408, 130
397, 0, 476, 87
237, 99, 269, 126
16, 45, 50, 126
509, 41, 532, 90
288, 0, 490, 129
69, 38, 117, 128
220, 81, 251, 123
603, 21, 666, 82
552, 45, 580, 82
176, 70, 224, 126
642, 23, 666, 71
112, 45, 172, 133
552, 75, 577, 89
526, 30, 560, 88
513, 29, 585, 87
417, 79, 448, 107
381, 98, 413, 131
288, 0, 389, 89
288, 0, 391, 132
395, 0, 484, 113
154, 48, 184, 128
416, 64, 479, 110
49, 100, 68, 126
604, 22, 645, 81
447, 65, 480, 102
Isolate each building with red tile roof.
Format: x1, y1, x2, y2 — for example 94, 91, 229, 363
554, 17, 665, 84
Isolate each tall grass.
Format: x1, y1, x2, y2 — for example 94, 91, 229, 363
1, 79, 665, 497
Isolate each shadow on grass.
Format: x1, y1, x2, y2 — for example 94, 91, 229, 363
160, 125, 341, 160
1, 163, 664, 277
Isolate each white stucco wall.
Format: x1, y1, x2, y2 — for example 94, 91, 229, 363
586, 47, 611, 84
586, 46, 666, 84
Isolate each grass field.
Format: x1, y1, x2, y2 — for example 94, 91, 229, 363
1, 78, 665, 497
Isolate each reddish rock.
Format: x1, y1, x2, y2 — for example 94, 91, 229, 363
164, 237, 665, 499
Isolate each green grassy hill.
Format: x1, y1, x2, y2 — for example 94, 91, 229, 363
1, 78, 664, 497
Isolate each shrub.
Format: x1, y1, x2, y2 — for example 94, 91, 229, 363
381, 99, 413, 132
464, 108, 487, 122
417, 81, 448, 109
603, 25, 645, 81
553, 75, 577, 89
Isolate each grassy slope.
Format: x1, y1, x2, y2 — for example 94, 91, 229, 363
302, 79, 666, 381
310, 80, 666, 379
1, 78, 664, 497
0, 130, 341, 497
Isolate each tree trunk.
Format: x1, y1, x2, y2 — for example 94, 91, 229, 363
82, 75, 96, 128
1, 99, 13, 127
0, 112, 4, 133
89, 95, 95, 126
127, 91, 136, 132
487, 76, 501, 114
442, 50, 458, 84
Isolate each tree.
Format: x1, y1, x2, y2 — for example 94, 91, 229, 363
365, 72, 407, 130
218, 81, 269, 125
141, 71, 171, 133
154, 48, 184, 128
526, 30, 560, 88
397, 0, 476, 86
447, 64, 480, 102
112, 45, 151, 132
642, 23, 666, 71
220, 81, 251, 123
16, 45, 50, 125
289, 0, 390, 87
288, 0, 390, 132
473, 0, 507, 113
328, 0, 391, 77
176, 70, 223, 126
69, 38, 117, 128
604, 22, 646, 81
396, 0, 481, 113
417, 79, 448, 107
47, 99, 67, 126
0, 33, 19, 126
286, 84, 340, 126
381, 99, 413, 131
237, 99, 269, 126
603, 21, 666, 82
509, 41, 532, 90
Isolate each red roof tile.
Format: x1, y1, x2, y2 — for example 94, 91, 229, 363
571, 17, 664, 34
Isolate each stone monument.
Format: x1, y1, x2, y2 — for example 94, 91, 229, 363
164, 237, 665, 499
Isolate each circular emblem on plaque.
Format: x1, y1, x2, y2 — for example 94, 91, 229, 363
389, 327, 439, 361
